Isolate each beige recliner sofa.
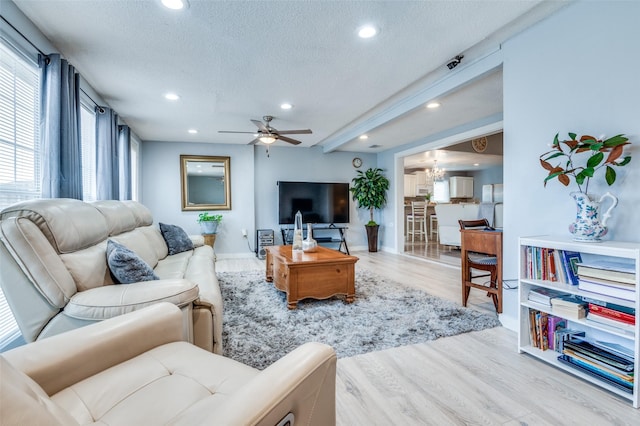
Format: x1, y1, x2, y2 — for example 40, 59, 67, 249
0, 303, 337, 425
0, 198, 223, 353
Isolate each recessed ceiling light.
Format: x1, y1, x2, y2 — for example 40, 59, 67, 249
164, 93, 180, 101
358, 25, 378, 39
161, 0, 188, 10
280, 103, 293, 110
426, 102, 440, 109
473, 163, 480, 167
359, 135, 369, 140
188, 129, 198, 134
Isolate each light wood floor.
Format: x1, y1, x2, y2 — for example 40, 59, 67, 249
216, 251, 640, 425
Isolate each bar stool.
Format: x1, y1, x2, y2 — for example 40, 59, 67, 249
430, 214, 438, 242
406, 201, 427, 242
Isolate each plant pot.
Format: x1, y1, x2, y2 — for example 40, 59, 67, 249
199, 221, 218, 235
365, 224, 379, 252
569, 191, 618, 242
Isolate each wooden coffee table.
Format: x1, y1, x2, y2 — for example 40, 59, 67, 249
265, 245, 359, 309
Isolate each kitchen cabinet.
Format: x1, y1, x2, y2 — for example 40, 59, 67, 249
450, 176, 474, 198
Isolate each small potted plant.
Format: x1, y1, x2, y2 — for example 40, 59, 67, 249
350, 167, 390, 252
540, 132, 632, 241
197, 212, 222, 235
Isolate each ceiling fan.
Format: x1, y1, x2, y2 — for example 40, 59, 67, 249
218, 115, 312, 145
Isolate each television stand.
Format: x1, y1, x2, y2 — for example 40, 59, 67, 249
280, 224, 349, 254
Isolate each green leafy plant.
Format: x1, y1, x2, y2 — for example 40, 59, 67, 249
540, 132, 631, 194
197, 212, 222, 223
350, 167, 390, 226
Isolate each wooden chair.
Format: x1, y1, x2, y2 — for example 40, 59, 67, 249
459, 219, 502, 313
406, 201, 427, 242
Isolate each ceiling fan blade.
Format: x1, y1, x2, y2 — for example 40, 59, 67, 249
248, 138, 260, 145
275, 129, 313, 135
218, 130, 257, 134
251, 119, 269, 133
277, 135, 302, 145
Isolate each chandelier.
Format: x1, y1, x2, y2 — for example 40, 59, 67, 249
426, 160, 445, 181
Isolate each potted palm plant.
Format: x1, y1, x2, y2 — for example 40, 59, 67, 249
350, 167, 390, 252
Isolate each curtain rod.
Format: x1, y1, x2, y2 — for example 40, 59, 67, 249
2, 15, 101, 108
0, 15, 45, 56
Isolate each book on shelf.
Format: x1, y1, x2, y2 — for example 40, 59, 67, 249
553, 304, 586, 320
528, 309, 553, 350
553, 249, 568, 283
591, 340, 635, 362
527, 287, 568, 306
578, 279, 636, 302
585, 313, 636, 333
561, 250, 582, 285
550, 294, 584, 308
547, 316, 567, 350
577, 274, 635, 289
562, 338, 634, 372
557, 355, 633, 394
562, 348, 634, 382
588, 303, 635, 325
582, 296, 635, 316
577, 258, 636, 284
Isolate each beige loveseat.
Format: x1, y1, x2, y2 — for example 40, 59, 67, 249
0, 198, 223, 353
1, 303, 337, 425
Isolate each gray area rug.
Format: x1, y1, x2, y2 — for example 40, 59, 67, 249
219, 269, 500, 370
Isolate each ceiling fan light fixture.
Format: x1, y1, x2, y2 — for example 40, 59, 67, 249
259, 135, 277, 144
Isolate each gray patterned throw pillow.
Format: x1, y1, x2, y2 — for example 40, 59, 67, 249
106, 240, 159, 284
159, 223, 194, 255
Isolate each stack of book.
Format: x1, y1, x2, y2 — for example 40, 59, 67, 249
527, 287, 568, 306
577, 258, 637, 301
523, 246, 581, 285
558, 337, 635, 393
585, 298, 636, 334
550, 294, 587, 319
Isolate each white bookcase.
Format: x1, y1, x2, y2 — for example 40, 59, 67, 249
518, 236, 640, 408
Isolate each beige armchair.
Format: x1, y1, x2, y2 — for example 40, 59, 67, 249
1, 303, 337, 425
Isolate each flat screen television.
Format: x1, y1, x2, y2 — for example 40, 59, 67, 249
278, 181, 350, 225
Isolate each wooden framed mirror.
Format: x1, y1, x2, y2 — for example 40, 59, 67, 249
180, 155, 231, 211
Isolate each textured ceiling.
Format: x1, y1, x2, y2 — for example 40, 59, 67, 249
11, 0, 564, 152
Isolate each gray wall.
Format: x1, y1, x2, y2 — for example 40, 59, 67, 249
141, 142, 376, 256
141, 141, 255, 256
500, 0, 640, 327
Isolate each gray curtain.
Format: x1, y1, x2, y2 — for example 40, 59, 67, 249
118, 125, 131, 200
95, 107, 119, 200
39, 54, 82, 199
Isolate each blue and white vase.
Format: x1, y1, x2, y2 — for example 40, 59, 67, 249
569, 191, 617, 242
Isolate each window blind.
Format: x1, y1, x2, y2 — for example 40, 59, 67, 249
0, 41, 40, 209
0, 40, 39, 349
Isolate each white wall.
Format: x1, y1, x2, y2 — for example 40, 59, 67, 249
500, 0, 640, 327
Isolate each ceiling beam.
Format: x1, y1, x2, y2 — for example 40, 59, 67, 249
320, 47, 504, 153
